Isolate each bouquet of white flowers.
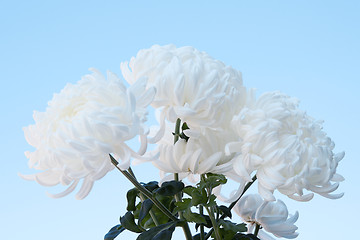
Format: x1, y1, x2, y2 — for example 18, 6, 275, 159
21, 45, 344, 240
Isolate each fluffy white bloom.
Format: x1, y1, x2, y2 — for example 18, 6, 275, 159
21, 69, 155, 199
151, 121, 237, 181
227, 91, 344, 201
234, 194, 299, 239
121, 44, 246, 136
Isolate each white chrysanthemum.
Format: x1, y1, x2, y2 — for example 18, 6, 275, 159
150, 121, 237, 182
121, 44, 246, 135
227, 91, 344, 201
234, 194, 299, 239
21, 69, 155, 199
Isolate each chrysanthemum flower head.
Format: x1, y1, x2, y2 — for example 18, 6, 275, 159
227, 91, 344, 201
121, 44, 246, 135
21, 69, 155, 199
234, 194, 299, 239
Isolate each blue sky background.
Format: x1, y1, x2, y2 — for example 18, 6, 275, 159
1, 1, 359, 239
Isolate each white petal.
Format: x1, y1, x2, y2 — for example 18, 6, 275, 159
225, 141, 242, 155
258, 184, 276, 201
47, 179, 80, 198
287, 193, 314, 202
331, 173, 345, 182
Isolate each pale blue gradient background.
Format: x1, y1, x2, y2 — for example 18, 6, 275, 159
1, 1, 359, 239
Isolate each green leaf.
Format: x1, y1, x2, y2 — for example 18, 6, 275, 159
183, 209, 207, 224
133, 202, 142, 219
183, 186, 207, 206
126, 188, 139, 211
120, 212, 143, 233
155, 181, 184, 196
142, 181, 159, 192
203, 194, 217, 207
152, 225, 176, 240
138, 199, 154, 225
183, 186, 196, 196
194, 215, 212, 229
168, 198, 177, 213
140, 196, 175, 228
218, 205, 232, 219
104, 224, 125, 240
181, 122, 189, 131
143, 212, 170, 229
199, 173, 227, 190
179, 122, 190, 141
173, 198, 192, 212
140, 196, 176, 228
218, 219, 247, 233
191, 188, 208, 206
155, 193, 174, 207
136, 222, 177, 240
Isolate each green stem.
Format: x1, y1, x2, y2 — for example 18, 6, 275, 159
199, 205, 205, 240
174, 173, 192, 239
229, 175, 257, 210
174, 118, 181, 144
172, 119, 193, 240
139, 194, 160, 226
128, 167, 160, 226
201, 174, 221, 240
179, 221, 193, 240
174, 173, 182, 205
254, 224, 260, 237
199, 175, 206, 240
110, 155, 177, 221
205, 206, 221, 240
128, 167, 136, 179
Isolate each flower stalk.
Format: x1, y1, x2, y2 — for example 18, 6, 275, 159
173, 118, 182, 144
229, 175, 257, 210
205, 205, 221, 240
128, 167, 160, 226
200, 174, 221, 240
173, 118, 193, 240
110, 155, 178, 221
254, 223, 260, 237
199, 205, 205, 240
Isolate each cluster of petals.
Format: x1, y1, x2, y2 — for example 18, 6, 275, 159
234, 194, 299, 239
121, 44, 246, 134
122, 44, 248, 182
226, 91, 344, 201
21, 69, 155, 199
151, 122, 238, 182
